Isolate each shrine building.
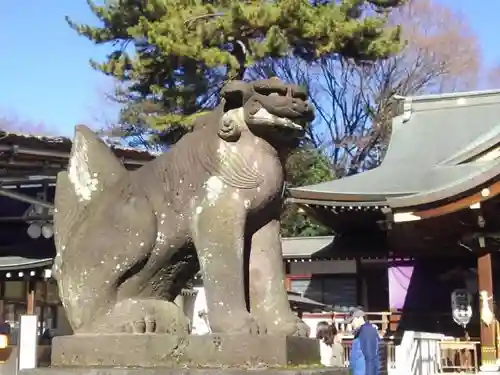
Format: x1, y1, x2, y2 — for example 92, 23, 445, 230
287, 89, 500, 372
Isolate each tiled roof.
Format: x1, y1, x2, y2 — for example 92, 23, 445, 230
291, 89, 500, 209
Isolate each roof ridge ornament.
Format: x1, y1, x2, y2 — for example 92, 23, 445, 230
402, 97, 413, 123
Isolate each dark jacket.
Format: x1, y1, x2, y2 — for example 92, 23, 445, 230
349, 322, 380, 375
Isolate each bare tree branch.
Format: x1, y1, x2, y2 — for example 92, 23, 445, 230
0, 113, 55, 136
249, 0, 480, 177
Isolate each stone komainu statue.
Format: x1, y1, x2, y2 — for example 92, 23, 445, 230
53, 78, 314, 336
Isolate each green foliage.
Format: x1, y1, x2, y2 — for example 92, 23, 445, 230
281, 146, 335, 237
69, 0, 404, 138
70, 0, 406, 235
117, 97, 210, 145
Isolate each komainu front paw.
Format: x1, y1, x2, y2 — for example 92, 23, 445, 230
92, 299, 190, 335
211, 311, 265, 335
265, 315, 310, 337
121, 300, 189, 334
122, 313, 188, 334
126, 315, 157, 333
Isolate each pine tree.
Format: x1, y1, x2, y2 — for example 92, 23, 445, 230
69, 0, 404, 141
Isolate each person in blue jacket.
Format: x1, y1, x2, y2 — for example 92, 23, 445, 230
344, 308, 380, 375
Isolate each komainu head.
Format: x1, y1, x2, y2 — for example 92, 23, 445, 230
216, 78, 315, 147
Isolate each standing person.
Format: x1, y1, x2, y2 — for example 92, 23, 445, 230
316, 321, 345, 367
316, 321, 332, 366
344, 309, 380, 375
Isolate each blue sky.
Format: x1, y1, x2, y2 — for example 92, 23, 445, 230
0, 0, 499, 137
0, 0, 117, 136
439, 0, 500, 66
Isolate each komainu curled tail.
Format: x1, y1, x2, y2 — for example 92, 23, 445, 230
53, 125, 130, 329
54, 125, 127, 261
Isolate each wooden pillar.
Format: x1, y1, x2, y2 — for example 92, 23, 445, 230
26, 279, 35, 315
478, 252, 498, 371
0, 279, 5, 321
355, 258, 363, 306
284, 261, 291, 291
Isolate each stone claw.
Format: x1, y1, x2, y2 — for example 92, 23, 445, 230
127, 316, 157, 333
88, 299, 189, 335
212, 312, 264, 335
265, 315, 310, 337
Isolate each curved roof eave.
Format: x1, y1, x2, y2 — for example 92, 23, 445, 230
287, 196, 390, 208
289, 162, 500, 211
387, 163, 500, 209
0, 257, 53, 271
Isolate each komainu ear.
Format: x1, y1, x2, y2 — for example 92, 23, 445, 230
220, 80, 249, 111
217, 102, 242, 142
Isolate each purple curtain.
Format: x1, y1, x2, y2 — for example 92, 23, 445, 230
388, 266, 414, 310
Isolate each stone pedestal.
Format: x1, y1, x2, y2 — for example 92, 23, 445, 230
22, 368, 348, 375
19, 335, 349, 375
51, 334, 322, 368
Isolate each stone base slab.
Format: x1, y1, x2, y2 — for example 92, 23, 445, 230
21, 368, 348, 375
51, 334, 322, 368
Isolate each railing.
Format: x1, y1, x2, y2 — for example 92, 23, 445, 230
334, 311, 392, 336
306, 309, 479, 339
302, 311, 392, 336
438, 340, 480, 373
341, 333, 480, 374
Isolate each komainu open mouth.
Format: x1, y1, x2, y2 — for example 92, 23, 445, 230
250, 108, 305, 132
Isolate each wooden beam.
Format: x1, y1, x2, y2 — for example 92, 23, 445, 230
403, 179, 500, 220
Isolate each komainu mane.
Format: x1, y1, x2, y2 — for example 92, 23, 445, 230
53, 78, 314, 336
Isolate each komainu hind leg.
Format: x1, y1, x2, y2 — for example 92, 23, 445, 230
63, 196, 190, 335
91, 299, 189, 334
55, 124, 191, 335
59, 190, 160, 332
